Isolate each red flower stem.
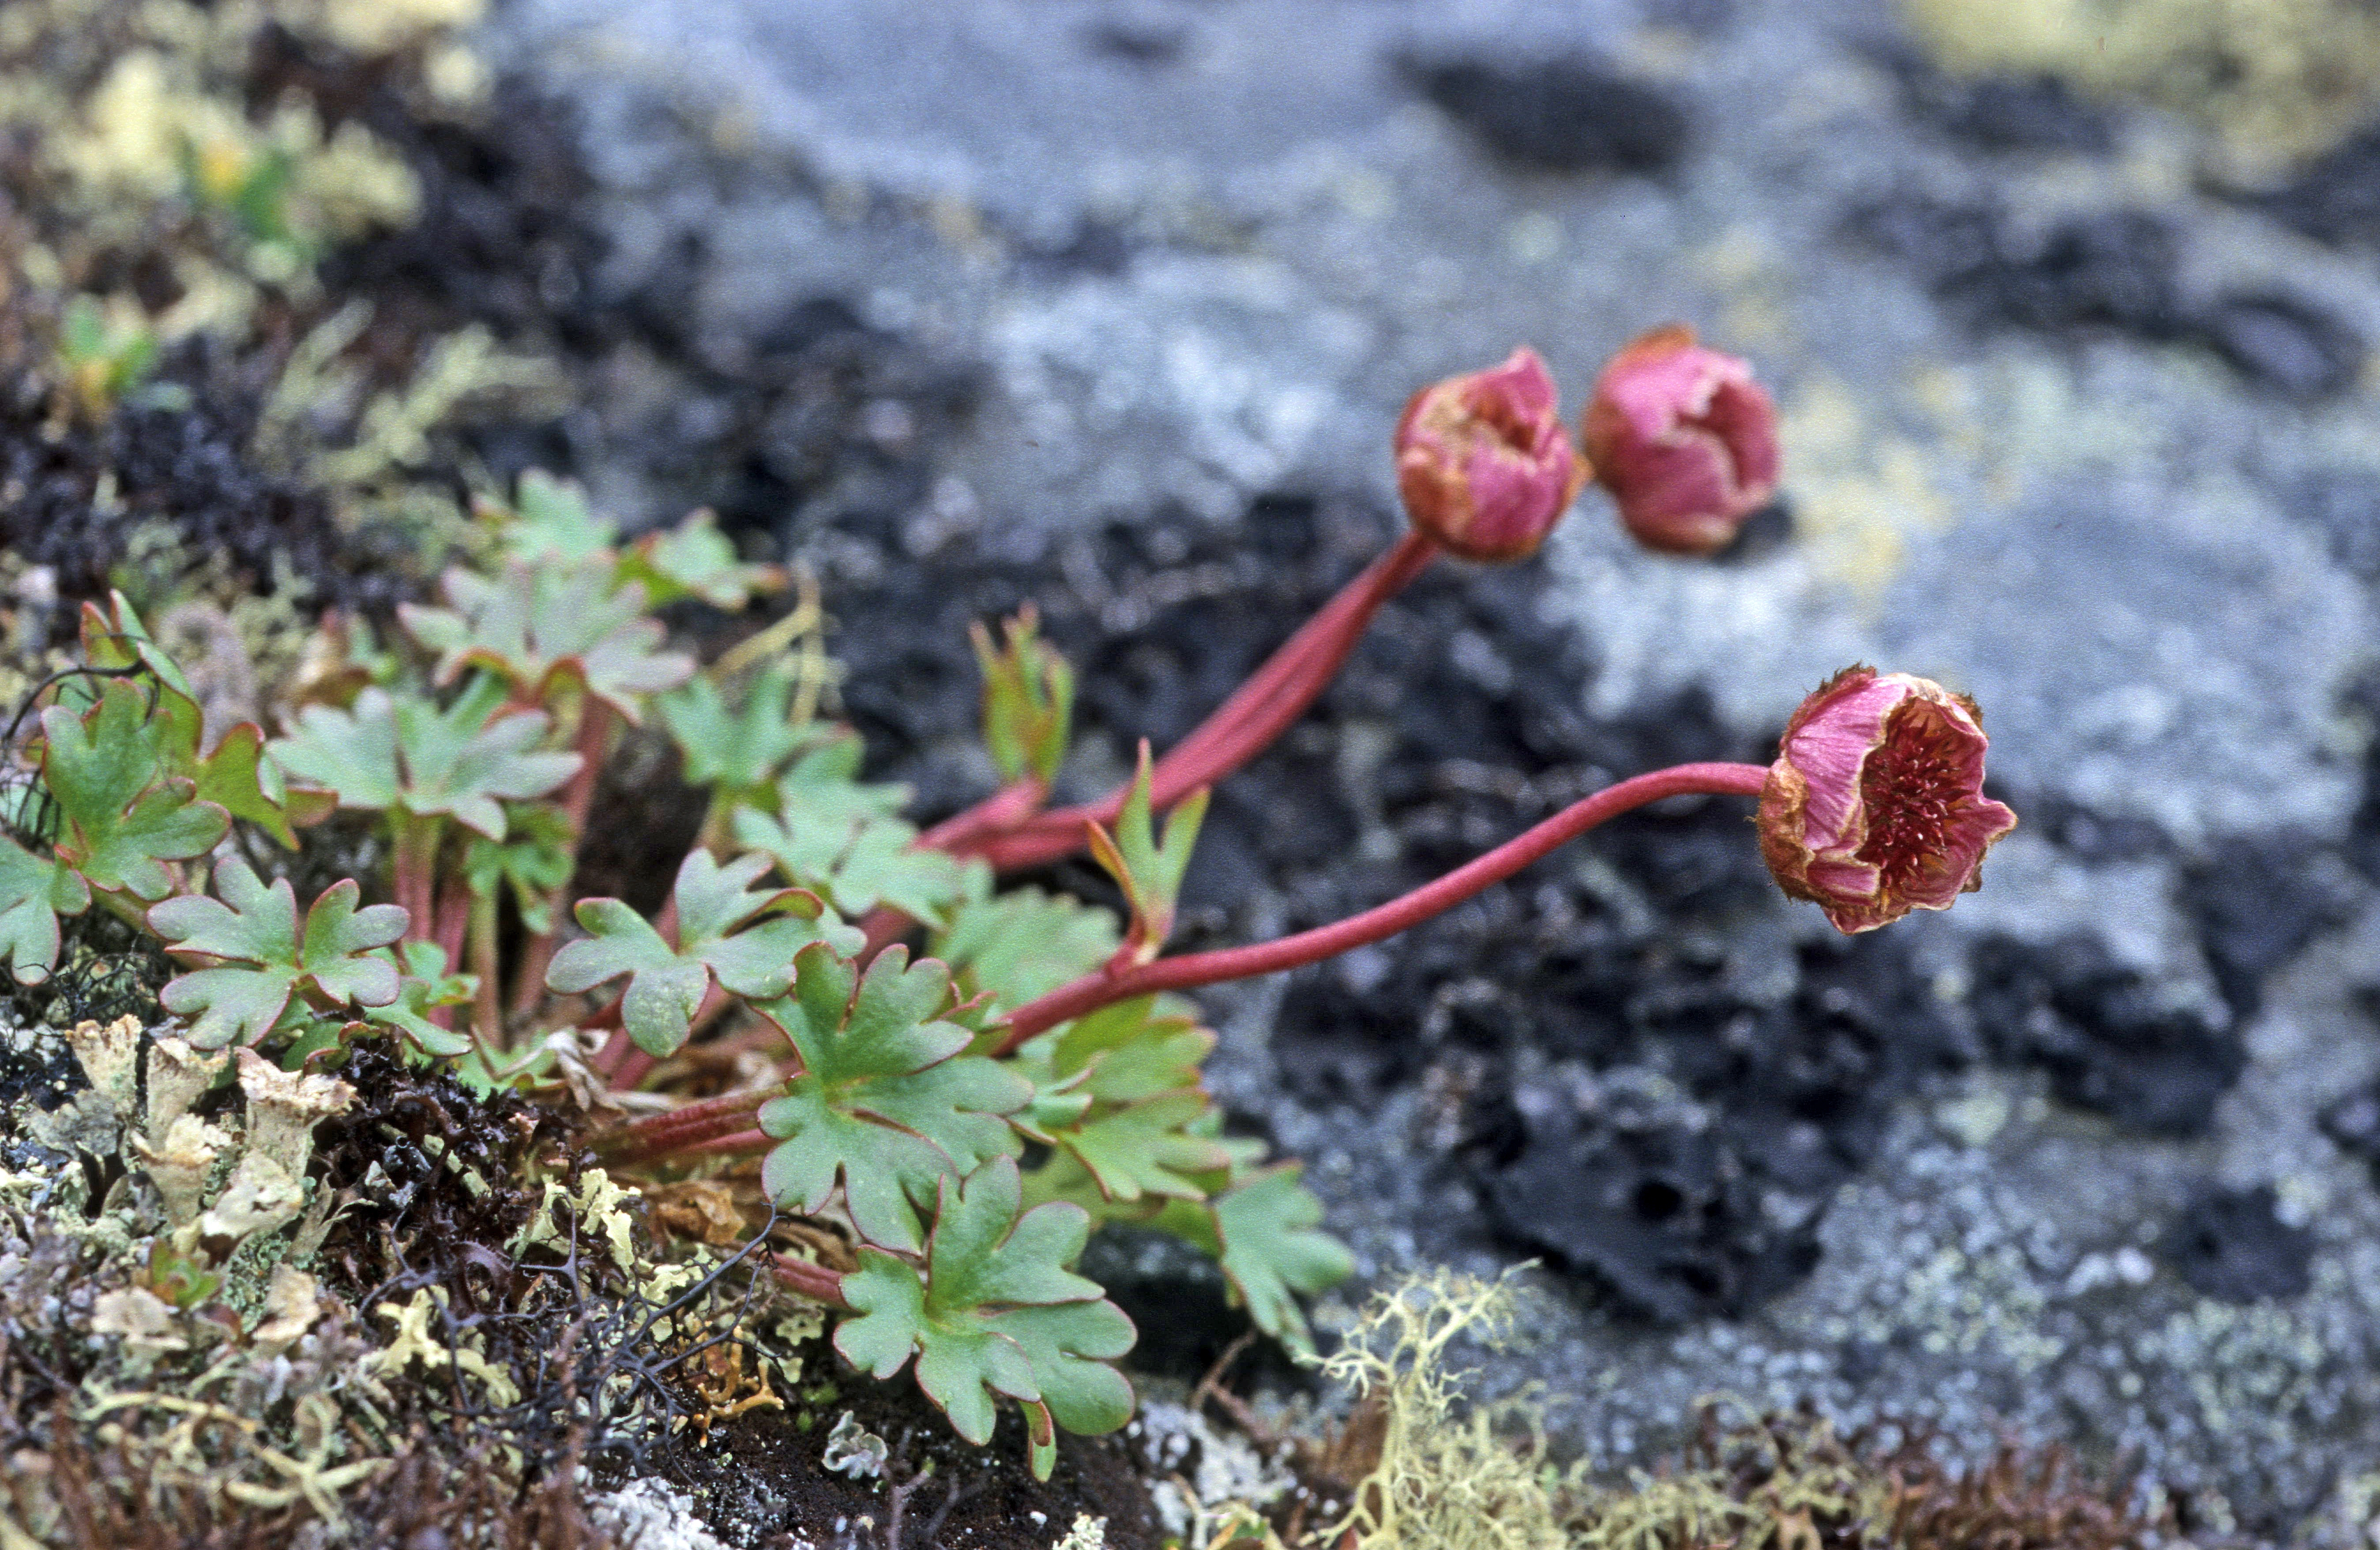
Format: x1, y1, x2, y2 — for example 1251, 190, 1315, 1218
391, 813, 444, 946
765, 1253, 850, 1309
966, 533, 1440, 873
849, 776, 1050, 964
980, 533, 1437, 871
598, 1089, 770, 1161
990, 760, 1771, 1054
1158, 531, 1439, 775
917, 775, 1046, 853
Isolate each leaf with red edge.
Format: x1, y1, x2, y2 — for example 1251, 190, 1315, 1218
39, 678, 228, 903
269, 678, 579, 840
833, 1158, 1135, 1472
754, 944, 1029, 1253
149, 858, 407, 1049
77, 591, 308, 846
400, 560, 692, 719
545, 850, 858, 1058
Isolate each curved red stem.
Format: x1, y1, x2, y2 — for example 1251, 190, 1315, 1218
960, 533, 1440, 874
991, 761, 1771, 1053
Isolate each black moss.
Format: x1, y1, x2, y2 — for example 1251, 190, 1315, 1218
2180, 830, 2356, 1023
2189, 291, 2366, 399
0, 340, 414, 630
307, 1042, 583, 1300
1865, 41, 2117, 155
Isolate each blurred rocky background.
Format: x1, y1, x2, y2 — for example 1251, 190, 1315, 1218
465, 0, 2380, 1540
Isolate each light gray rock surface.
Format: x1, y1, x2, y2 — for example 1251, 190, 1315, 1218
487, 0, 2380, 1537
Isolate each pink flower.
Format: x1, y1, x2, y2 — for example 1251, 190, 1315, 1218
1395, 346, 1588, 562
1757, 666, 2017, 934
1582, 325, 1780, 556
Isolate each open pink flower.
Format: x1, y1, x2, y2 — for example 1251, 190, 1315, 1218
1757, 666, 2017, 934
1582, 325, 1779, 556
1395, 346, 1588, 562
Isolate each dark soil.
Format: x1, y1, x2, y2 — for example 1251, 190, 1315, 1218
666, 1365, 1164, 1550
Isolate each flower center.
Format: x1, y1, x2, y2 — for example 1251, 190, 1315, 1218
1854, 700, 1970, 893
1467, 387, 1538, 454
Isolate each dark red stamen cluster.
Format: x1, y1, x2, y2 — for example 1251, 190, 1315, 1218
1856, 701, 1968, 892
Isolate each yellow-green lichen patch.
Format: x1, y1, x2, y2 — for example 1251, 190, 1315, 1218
1900, 0, 2380, 167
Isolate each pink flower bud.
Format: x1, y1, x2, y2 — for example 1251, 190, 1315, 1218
1395, 346, 1588, 563
1758, 666, 2017, 934
1582, 325, 1780, 556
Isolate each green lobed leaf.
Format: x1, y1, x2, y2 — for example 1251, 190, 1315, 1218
399, 559, 692, 720
1009, 997, 1230, 1205
148, 858, 408, 1049
930, 876, 1119, 1013
1044, 996, 1214, 1103
494, 470, 618, 568
357, 939, 478, 1059
1053, 1089, 1236, 1205
656, 662, 825, 804
620, 508, 785, 610
78, 592, 304, 846
545, 850, 857, 1058
732, 734, 971, 928
833, 1157, 1134, 1464
1087, 742, 1206, 962
461, 804, 576, 933
1156, 1164, 1352, 1358
755, 943, 1030, 1254
269, 677, 580, 840
39, 678, 229, 901
0, 832, 90, 984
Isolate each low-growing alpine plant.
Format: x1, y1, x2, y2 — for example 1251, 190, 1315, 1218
0, 337, 2014, 1478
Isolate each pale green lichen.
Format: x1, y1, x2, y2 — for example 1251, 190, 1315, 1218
1313, 1269, 1570, 1550
1052, 1512, 1109, 1550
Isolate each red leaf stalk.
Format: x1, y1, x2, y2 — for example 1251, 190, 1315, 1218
765, 1253, 850, 1309
597, 1089, 770, 1165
